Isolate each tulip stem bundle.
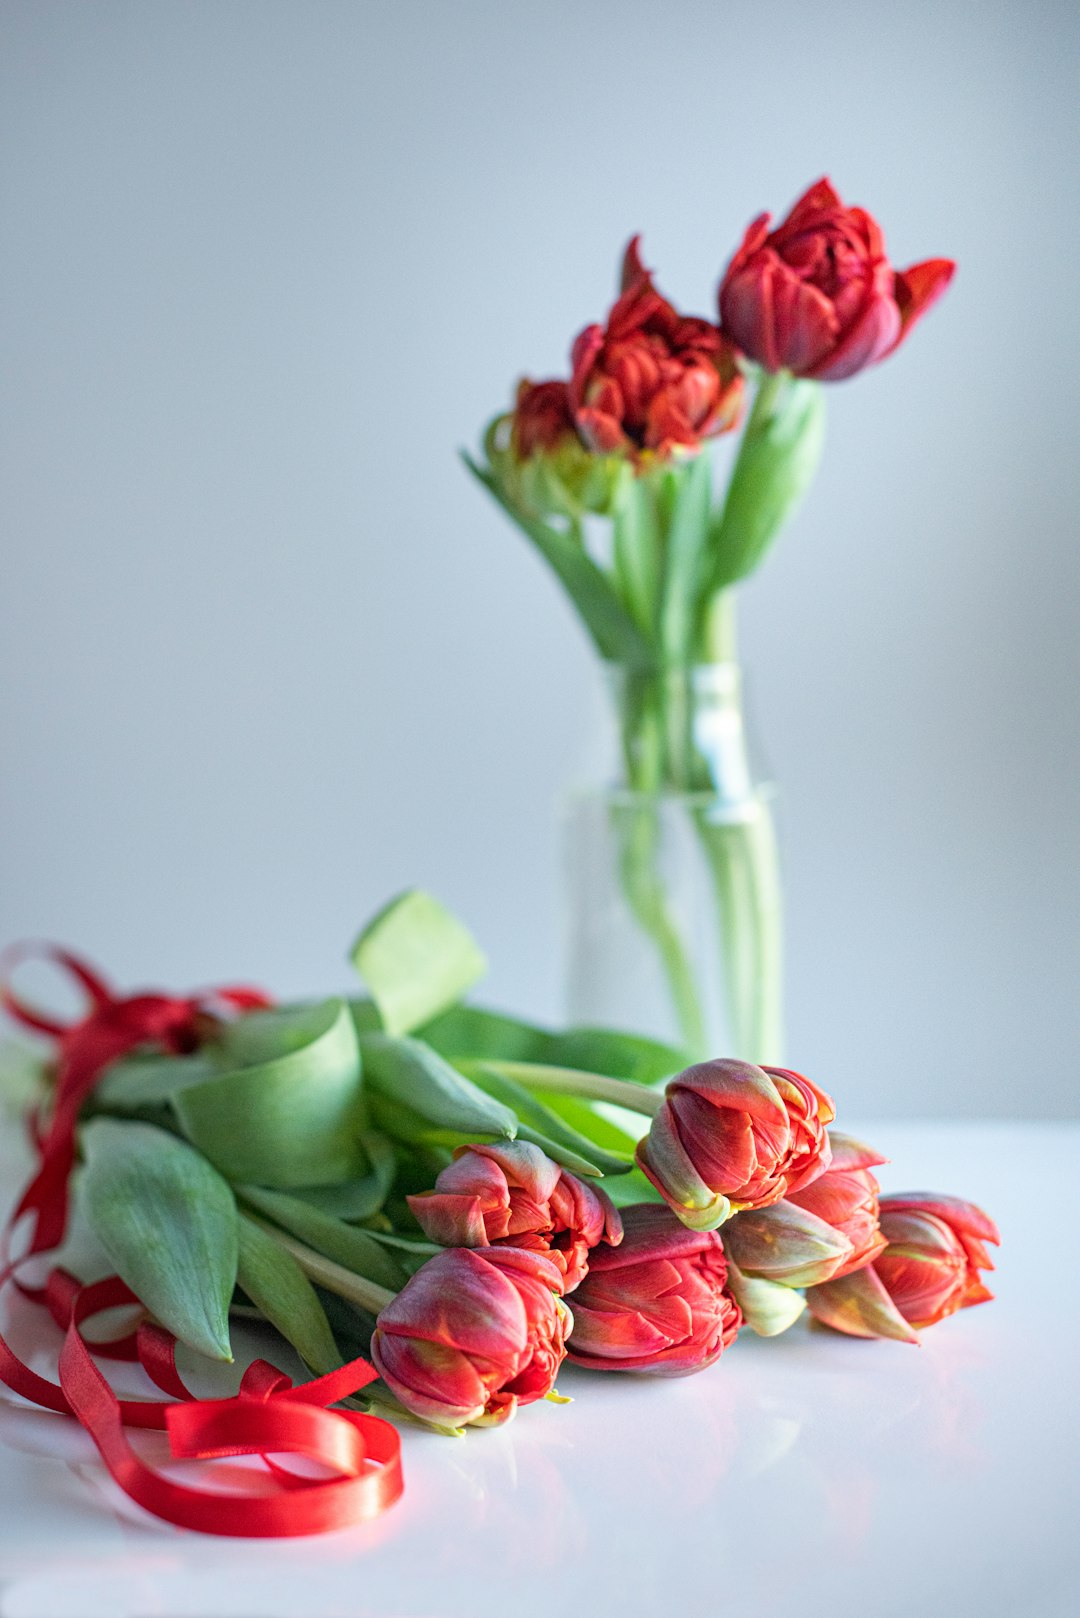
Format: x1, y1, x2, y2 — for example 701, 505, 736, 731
470, 179, 956, 1064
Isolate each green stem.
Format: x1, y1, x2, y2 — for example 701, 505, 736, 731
701, 586, 737, 665
486, 1060, 664, 1117
252, 1217, 396, 1313
692, 802, 783, 1064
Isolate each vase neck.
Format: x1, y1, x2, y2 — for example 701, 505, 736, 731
603, 661, 757, 801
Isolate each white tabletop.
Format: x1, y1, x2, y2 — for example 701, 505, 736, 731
0, 1118, 1075, 1618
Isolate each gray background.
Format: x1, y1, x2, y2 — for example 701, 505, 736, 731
1, 0, 1077, 1117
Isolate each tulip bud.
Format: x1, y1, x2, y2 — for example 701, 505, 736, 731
407, 1139, 622, 1291
370, 1245, 570, 1428
721, 1199, 854, 1288
565, 1203, 741, 1376
785, 1130, 888, 1278
719, 176, 956, 382
806, 1191, 999, 1341
635, 1058, 834, 1231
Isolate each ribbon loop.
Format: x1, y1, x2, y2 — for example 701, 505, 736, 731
0, 945, 404, 1535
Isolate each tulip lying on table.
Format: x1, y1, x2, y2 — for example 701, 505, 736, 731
1, 888, 1000, 1449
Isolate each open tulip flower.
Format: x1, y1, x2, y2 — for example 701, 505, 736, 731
371, 1245, 570, 1428
568, 236, 744, 460
407, 1139, 622, 1291
805, 1192, 1000, 1342
636, 1058, 835, 1232
719, 176, 956, 381
566, 1203, 741, 1376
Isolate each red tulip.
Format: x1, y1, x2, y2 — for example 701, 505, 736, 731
407, 1140, 622, 1291
806, 1192, 1000, 1342
370, 1245, 569, 1427
785, 1131, 888, 1278
510, 378, 577, 459
719, 177, 955, 382
636, 1058, 835, 1231
566, 1203, 741, 1376
570, 237, 744, 459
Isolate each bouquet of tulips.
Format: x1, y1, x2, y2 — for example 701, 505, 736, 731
1, 891, 997, 1489
468, 179, 956, 1064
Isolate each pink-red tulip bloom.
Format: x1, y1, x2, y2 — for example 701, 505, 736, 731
719, 177, 955, 382
370, 1245, 569, 1427
636, 1058, 835, 1231
407, 1140, 622, 1291
569, 237, 744, 459
806, 1192, 1000, 1342
786, 1131, 888, 1278
566, 1203, 741, 1375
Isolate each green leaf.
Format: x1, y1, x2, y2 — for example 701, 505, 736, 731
417, 1003, 560, 1064
658, 453, 713, 661
173, 999, 363, 1189
600, 1164, 668, 1210
526, 1091, 644, 1159
419, 1004, 688, 1084
96, 1053, 221, 1112
359, 1033, 517, 1143
462, 1063, 632, 1177
288, 1129, 397, 1221
547, 1027, 688, 1085
465, 454, 653, 666
236, 1216, 343, 1375
350, 890, 487, 1037
79, 1119, 237, 1362
238, 1187, 408, 1293
709, 373, 825, 589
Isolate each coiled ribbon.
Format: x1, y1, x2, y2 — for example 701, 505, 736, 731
0, 944, 403, 1536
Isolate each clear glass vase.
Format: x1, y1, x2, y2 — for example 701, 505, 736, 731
563, 661, 782, 1065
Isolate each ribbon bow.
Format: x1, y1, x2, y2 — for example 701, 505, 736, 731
0, 944, 403, 1536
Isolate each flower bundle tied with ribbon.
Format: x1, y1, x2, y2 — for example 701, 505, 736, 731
0, 890, 997, 1539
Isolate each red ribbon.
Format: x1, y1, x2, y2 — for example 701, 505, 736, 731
0, 944, 404, 1536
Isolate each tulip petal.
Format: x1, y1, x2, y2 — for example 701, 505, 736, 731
803, 290, 900, 381
723, 1258, 806, 1337
376, 1246, 528, 1357
636, 1100, 716, 1209
407, 1190, 491, 1248
720, 254, 785, 372
879, 1191, 999, 1249
781, 176, 845, 233
723, 1201, 854, 1287
568, 1302, 674, 1360
371, 1332, 489, 1427
769, 263, 840, 373
584, 1203, 725, 1271
675, 1058, 788, 1125
806, 1264, 919, 1343
620, 234, 649, 294
890, 258, 956, 346
469, 1139, 563, 1204
827, 1131, 888, 1172
672, 1091, 760, 1189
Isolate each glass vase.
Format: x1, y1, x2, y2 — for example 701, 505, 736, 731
563, 661, 782, 1065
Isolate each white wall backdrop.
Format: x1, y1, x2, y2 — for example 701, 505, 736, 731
2, 0, 1077, 1117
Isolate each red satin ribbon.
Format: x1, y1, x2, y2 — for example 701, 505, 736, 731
0, 944, 404, 1536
